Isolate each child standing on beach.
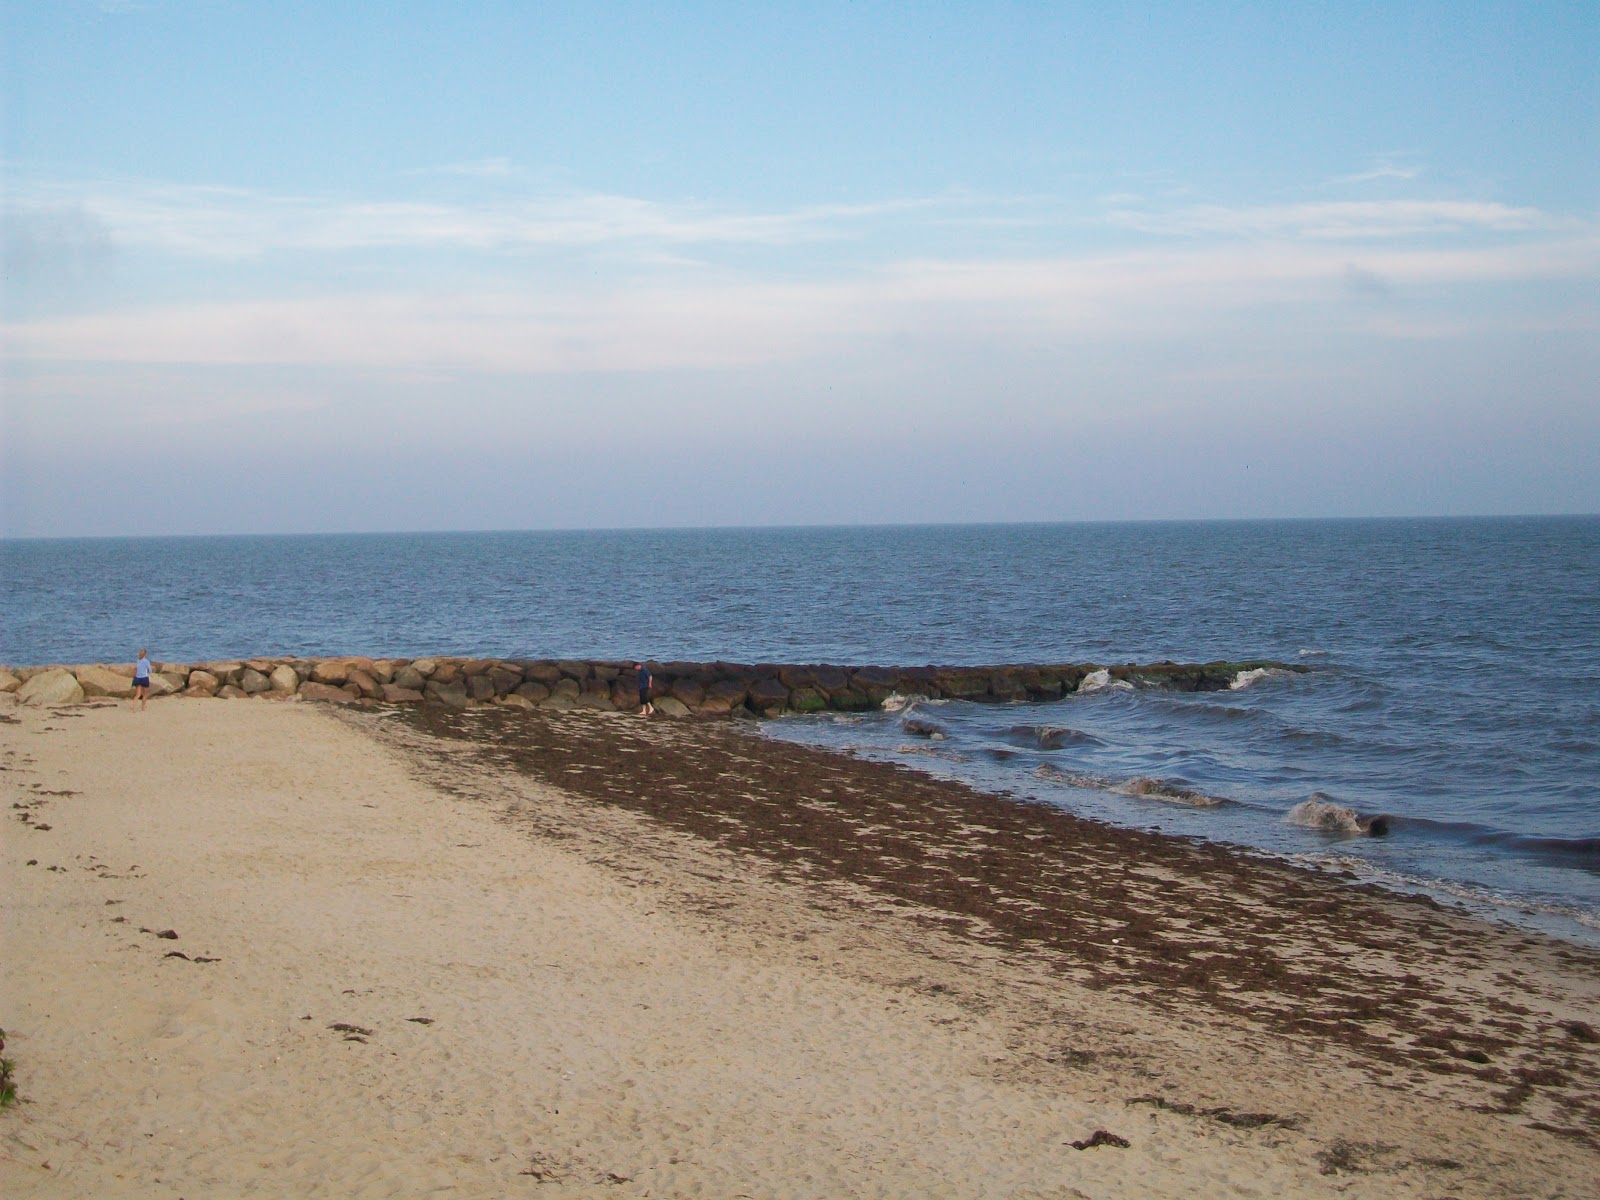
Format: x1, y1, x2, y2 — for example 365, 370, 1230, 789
132, 649, 152, 711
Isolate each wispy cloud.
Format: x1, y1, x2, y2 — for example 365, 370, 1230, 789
1107, 199, 1559, 240
1326, 155, 1424, 187
8, 231, 1594, 374
4, 172, 946, 260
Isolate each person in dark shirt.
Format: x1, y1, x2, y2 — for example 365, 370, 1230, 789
635, 661, 654, 717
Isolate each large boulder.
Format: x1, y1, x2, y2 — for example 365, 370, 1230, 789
239, 668, 272, 694
149, 672, 185, 697
787, 687, 827, 713
932, 669, 989, 700
311, 660, 350, 685
269, 664, 300, 693
186, 670, 220, 696
747, 677, 789, 712
346, 669, 380, 699
77, 665, 136, 699
513, 681, 550, 702
668, 678, 706, 706
424, 679, 468, 708
654, 696, 690, 719
381, 683, 423, 703
0, 670, 21, 694
18, 668, 84, 706
300, 681, 357, 703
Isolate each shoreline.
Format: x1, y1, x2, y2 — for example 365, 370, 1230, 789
4, 695, 1597, 1197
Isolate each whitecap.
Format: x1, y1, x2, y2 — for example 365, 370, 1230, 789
1230, 667, 1290, 690
1285, 797, 1389, 836
1116, 776, 1227, 808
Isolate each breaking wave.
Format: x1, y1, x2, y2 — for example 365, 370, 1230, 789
1033, 764, 1230, 808
1285, 796, 1391, 836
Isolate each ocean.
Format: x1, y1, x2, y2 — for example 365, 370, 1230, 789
4, 517, 1597, 942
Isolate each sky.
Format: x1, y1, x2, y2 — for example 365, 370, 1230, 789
2, 1, 1596, 537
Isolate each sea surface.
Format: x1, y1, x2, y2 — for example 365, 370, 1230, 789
4, 517, 1598, 942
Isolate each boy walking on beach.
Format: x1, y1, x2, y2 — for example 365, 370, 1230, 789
635, 662, 654, 717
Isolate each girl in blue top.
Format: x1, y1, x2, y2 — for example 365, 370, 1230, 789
132, 649, 151, 711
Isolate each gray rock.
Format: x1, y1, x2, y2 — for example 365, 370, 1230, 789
392, 665, 424, 690
269, 664, 300, 693
239, 668, 272, 694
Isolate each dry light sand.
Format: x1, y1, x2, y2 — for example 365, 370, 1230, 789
3, 694, 1597, 1198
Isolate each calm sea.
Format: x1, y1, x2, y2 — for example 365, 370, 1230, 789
4, 518, 1597, 942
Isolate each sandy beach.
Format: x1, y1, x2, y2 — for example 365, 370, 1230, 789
3, 694, 1597, 1198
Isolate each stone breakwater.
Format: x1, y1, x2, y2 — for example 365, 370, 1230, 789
0, 657, 1305, 717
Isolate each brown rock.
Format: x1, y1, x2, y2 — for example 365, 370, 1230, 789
392, 665, 424, 690
654, 696, 690, 719
550, 677, 580, 700
523, 662, 565, 684
932, 669, 989, 700
186, 670, 220, 695
18, 669, 84, 706
149, 672, 184, 697
346, 669, 380, 699
0, 669, 21, 694
269, 664, 300, 693
748, 678, 789, 709
77, 665, 137, 699
299, 681, 356, 703
371, 660, 399, 684
410, 658, 439, 677
239, 668, 272, 694
217, 684, 249, 699
431, 662, 460, 684
499, 693, 536, 711
466, 674, 496, 702
488, 667, 522, 697
668, 678, 706, 706
310, 660, 351, 685
424, 679, 468, 708
381, 683, 424, 703
706, 678, 749, 707
513, 681, 551, 702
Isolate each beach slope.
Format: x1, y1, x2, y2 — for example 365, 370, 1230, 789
3, 696, 1596, 1198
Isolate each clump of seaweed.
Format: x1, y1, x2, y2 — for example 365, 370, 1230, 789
0, 1027, 16, 1107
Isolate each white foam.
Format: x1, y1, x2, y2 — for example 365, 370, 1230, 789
1077, 669, 1131, 694
1116, 776, 1226, 807
1230, 667, 1290, 690
1285, 798, 1366, 833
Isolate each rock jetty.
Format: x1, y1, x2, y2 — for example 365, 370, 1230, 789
0, 657, 1305, 718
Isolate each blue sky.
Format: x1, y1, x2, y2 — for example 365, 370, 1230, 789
3, 1, 1596, 536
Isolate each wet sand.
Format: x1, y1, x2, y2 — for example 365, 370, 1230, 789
3, 695, 1597, 1197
